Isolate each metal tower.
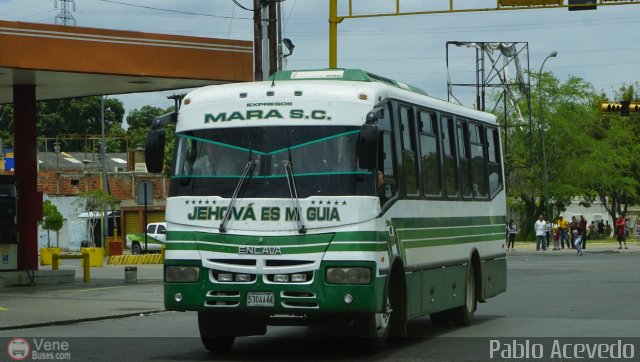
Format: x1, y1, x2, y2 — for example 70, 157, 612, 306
445, 41, 533, 170
54, 0, 77, 26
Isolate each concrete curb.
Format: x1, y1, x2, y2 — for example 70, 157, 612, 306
0, 310, 167, 331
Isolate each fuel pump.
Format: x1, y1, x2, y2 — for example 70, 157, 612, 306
0, 175, 17, 270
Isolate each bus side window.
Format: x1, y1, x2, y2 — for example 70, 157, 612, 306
419, 110, 442, 197
441, 115, 458, 199
400, 105, 419, 197
377, 103, 397, 203
470, 123, 488, 199
457, 119, 473, 199
486, 127, 503, 197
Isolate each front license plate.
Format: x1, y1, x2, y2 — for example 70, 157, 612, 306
246, 292, 274, 307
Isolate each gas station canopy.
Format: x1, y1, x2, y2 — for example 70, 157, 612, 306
0, 20, 253, 103
0, 20, 253, 271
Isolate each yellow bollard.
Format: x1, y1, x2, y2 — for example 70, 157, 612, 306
82, 253, 90, 282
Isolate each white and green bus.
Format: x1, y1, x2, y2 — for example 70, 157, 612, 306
145, 69, 507, 352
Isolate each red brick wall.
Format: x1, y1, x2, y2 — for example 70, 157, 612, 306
31, 170, 169, 200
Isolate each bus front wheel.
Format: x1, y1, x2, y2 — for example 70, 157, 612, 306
451, 264, 477, 326
358, 294, 392, 352
198, 311, 235, 352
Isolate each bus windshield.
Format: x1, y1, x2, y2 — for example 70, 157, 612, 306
169, 126, 374, 198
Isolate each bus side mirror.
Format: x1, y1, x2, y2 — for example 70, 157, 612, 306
145, 129, 165, 173
358, 123, 379, 170
145, 111, 178, 173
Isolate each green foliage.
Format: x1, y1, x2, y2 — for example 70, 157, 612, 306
126, 105, 176, 174
0, 105, 13, 149
42, 200, 64, 248
1, 97, 125, 152
499, 73, 640, 237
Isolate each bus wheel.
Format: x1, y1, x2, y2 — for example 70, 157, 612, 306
358, 294, 392, 352
451, 264, 476, 326
198, 311, 235, 352
131, 243, 142, 255
429, 309, 452, 327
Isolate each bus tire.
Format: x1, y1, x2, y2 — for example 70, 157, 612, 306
131, 243, 142, 255
429, 310, 452, 327
198, 311, 235, 352
357, 293, 392, 352
451, 263, 477, 326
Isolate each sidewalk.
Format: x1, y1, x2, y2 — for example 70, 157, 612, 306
506, 240, 640, 254
0, 260, 164, 331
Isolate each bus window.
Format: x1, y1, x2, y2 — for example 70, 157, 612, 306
400, 105, 419, 197
457, 120, 473, 199
418, 110, 441, 197
486, 127, 503, 197
378, 103, 397, 203
470, 123, 488, 199
441, 115, 458, 199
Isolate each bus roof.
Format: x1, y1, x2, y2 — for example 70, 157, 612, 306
272, 69, 429, 96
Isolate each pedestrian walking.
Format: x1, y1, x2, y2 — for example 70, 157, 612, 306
572, 230, 584, 256
507, 219, 517, 250
616, 214, 628, 250
579, 215, 588, 249
534, 215, 547, 251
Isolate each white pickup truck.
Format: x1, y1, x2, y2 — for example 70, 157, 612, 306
125, 222, 166, 254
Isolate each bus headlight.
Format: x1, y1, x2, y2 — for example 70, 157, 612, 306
326, 267, 371, 284
165, 266, 200, 282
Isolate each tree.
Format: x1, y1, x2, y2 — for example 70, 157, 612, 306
1, 97, 126, 153
42, 200, 64, 248
0, 104, 14, 149
126, 105, 176, 173
583, 86, 640, 223
499, 72, 598, 237
74, 190, 118, 247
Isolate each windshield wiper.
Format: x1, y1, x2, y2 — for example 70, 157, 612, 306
284, 149, 307, 234
219, 159, 256, 233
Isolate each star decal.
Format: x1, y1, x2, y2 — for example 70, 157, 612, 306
191, 200, 197, 205
185, 200, 189, 205
311, 200, 315, 205
334, 201, 339, 205
318, 201, 323, 205
342, 201, 347, 206
205, 200, 210, 205
198, 200, 203, 204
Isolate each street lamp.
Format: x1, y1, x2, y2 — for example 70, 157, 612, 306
538, 51, 557, 220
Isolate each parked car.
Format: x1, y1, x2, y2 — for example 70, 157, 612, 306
125, 222, 166, 254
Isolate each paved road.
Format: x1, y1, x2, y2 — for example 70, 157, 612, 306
1, 247, 639, 361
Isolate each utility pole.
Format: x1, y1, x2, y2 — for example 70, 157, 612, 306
167, 94, 186, 111
53, 0, 76, 26
267, 0, 278, 77
253, 1, 281, 80
253, 0, 263, 81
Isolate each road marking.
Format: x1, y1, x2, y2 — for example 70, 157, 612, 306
73, 286, 130, 293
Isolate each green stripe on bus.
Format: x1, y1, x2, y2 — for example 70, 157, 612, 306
397, 225, 503, 240
326, 243, 388, 252
392, 215, 506, 229
167, 231, 334, 246
402, 233, 502, 249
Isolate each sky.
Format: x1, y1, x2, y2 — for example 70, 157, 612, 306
1, 0, 639, 116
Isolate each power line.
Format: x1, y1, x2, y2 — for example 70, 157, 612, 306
95, 0, 252, 20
